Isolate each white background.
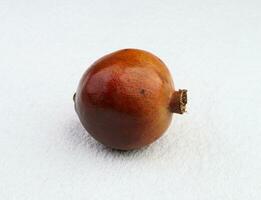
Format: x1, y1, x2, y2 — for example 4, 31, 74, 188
0, 0, 261, 199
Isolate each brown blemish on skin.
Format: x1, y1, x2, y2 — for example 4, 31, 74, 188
140, 89, 145, 96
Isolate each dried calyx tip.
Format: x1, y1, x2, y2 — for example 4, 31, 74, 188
179, 89, 187, 113
170, 89, 188, 114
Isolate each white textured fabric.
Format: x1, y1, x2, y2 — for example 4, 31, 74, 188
0, 1, 261, 199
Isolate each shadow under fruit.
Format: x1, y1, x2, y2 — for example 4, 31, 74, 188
74, 49, 187, 150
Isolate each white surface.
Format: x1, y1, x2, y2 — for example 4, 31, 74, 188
1, 0, 261, 199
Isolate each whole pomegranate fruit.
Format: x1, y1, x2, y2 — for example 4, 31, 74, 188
74, 49, 187, 150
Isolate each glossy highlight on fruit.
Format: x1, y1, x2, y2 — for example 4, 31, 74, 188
74, 49, 187, 150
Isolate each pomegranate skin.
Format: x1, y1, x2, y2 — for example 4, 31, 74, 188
74, 49, 178, 150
